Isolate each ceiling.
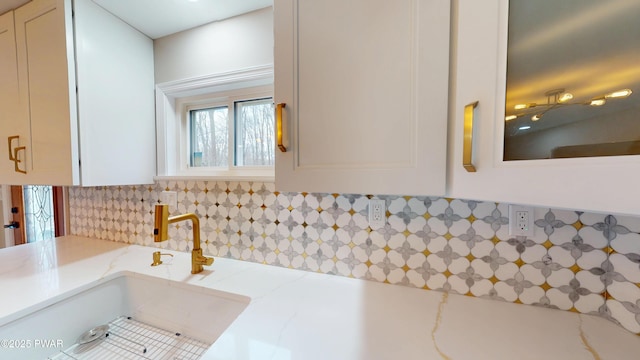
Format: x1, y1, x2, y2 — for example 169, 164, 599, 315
0, 0, 272, 39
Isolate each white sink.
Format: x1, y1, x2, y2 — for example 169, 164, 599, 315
0, 272, 250, 359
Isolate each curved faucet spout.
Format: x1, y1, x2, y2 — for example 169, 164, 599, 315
153, 204, 214, 274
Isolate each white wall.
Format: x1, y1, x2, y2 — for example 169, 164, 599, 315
153, 7, 273, 84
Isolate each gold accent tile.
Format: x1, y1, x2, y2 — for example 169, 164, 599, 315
349, 209, 356, 216
467, 214, 476, 223
403, 196, 412, 201
302, 252, 308, 259
542, 239, 554, 249
443, 269, 452, 278
422, 249, 431, 257
569, 264, 581, 274
365, 260, 373, 267
317, 207, 323, 212
541, 282, 552, 291
274, 191, 280, 196
444, 233, 453, 240
348, 242, 356, 249
403, 230, 412, 237
274, 248, 281, 255
383, 245, 391, 253
572, 220, 583, 231
465, 253, 475, 262
250, 245, 255, 251
424, 213, 432, 220
287, 205, 294, 211
489, 276, 499, 284
183, 187, 189, 193
491, 236, 501, 245
514, 258, 524, 267
402, 264, 411, 272
194, 200, 199, 206
301, 192, 308, 196
569, 307, 579, 313
514, 299, 523, 304
332, 224, 339, 231
316, 239, 323, 244
332, 193, 339, 198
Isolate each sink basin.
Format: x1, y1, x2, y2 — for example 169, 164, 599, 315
0, 272, 250, 359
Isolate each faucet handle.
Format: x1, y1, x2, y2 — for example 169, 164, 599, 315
151, 251, 174, 266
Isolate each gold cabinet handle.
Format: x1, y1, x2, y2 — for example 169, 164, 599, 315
8, 136, 19, 161
276, 103, 286, 152
463, 101, 478, 172
13, 146, 26, 174
8, 136, 26, 174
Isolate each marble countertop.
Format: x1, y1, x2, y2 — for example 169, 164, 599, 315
1, 236, 639, 359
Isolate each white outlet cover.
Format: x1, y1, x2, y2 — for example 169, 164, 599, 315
160, 191, 178, 208
369, 199, 386, 230
508, 204, 535, 237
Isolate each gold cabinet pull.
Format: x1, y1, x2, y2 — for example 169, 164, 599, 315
8, 136, 19, 161
276, 103, 286, 152
13, 146, 26, 174
463, 101, 478, 172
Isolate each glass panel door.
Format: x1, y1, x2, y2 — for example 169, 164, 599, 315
503, 0, 640, 160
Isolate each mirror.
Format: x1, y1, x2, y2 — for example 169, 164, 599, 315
503, 0, 640, 160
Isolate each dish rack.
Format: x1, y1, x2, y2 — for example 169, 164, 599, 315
48, 316, 210, 360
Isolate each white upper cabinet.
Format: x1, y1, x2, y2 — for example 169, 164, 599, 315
0, 11, 23, 184
274, 0, 451, 195
5, 0, 155, 186
450, 0, 640, 215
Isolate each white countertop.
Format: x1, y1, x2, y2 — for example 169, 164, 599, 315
1, 236, 639, 359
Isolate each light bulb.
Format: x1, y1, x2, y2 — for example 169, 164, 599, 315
590, 98, 606, 106
605, 89, 632, 98
505, 115, 518, 121
519, 126, 531, 130
532, 114, 542, 121
558, 93, 573, 103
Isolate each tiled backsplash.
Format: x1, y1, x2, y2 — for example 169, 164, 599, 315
68, 180, 640, 335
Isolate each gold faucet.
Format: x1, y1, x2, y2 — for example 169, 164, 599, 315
153, 204, 214, 274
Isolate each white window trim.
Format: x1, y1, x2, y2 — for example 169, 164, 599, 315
155, 64, 275, 181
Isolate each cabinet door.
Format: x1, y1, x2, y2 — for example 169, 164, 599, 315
275, 0, 450, 195
74, 0, 155, 186
14, 0, 78, 185
450, 0, 640, 215
0, 11, 26, 184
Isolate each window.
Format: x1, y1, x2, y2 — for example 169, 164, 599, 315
188, 97, 274, 169
155, 65, 274, 180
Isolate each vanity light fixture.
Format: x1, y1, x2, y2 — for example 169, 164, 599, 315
519, 125, 531, 130
505, 88, 633, 122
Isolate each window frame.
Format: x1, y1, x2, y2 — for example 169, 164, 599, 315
155, 65, 274, 181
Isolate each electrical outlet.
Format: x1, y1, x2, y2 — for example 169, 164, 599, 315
160, 191, 177, 209
509, 205, 534, 236
369, 199, 386, 230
